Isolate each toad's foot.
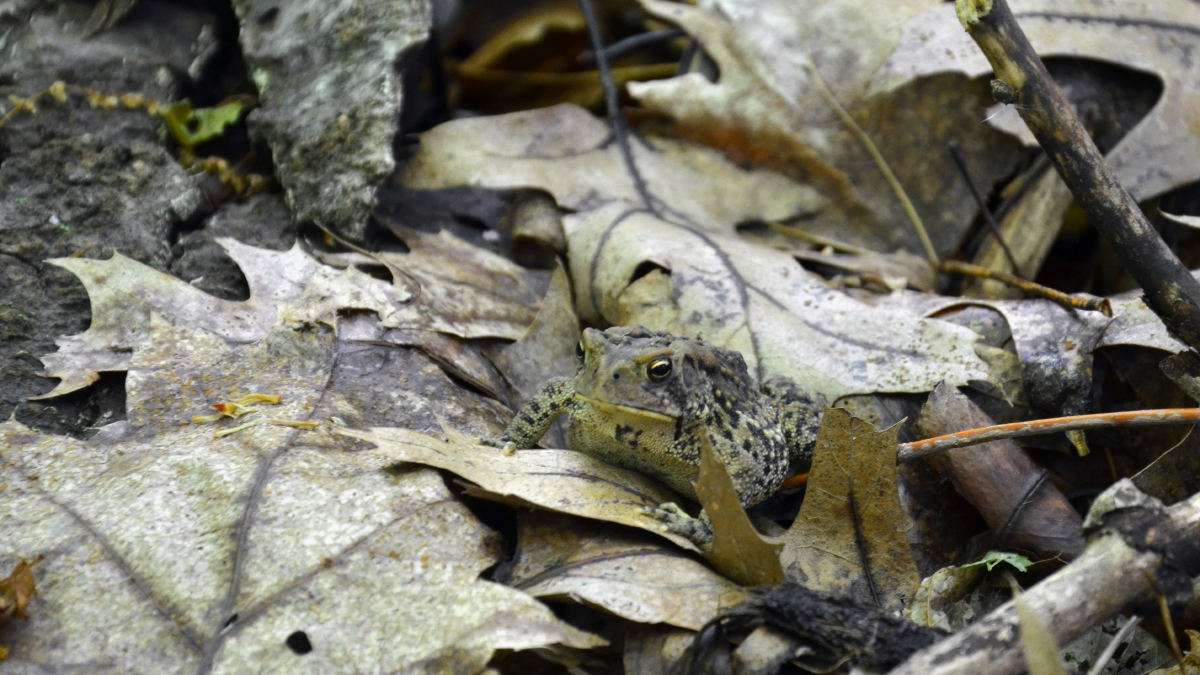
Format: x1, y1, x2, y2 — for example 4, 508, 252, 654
478, 437, 517, 456
641, 502, 714, 549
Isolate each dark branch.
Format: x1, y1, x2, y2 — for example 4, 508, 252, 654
955, 0, 1200, 351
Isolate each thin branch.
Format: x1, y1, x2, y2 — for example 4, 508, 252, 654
939, 260, 1112, 316
804, 60, 938, 266
766, 221, 879, 256
888, 484, 1200, 675
955, 0, 1200, 352
898, 408, 1200, 462
578, 0, 657, 215
578, 28, 686, 66
948, 141, 1023, 276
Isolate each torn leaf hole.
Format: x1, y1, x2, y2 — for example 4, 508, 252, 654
630, 261, 669, 284
286, 630, 313, 655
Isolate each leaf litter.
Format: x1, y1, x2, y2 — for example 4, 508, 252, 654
14, 0, 1200, 671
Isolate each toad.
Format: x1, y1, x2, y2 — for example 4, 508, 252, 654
489, 325, 823, 546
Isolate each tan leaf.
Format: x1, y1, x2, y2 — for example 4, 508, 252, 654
335, 425, 701, 551
567, 203, 988, 401
695, 433, 784, 587
401, 104, 828, 239
4, 314, 600, 671
779, 407, 920, 611
507, 511, 747, 630
35, 234, 543, 400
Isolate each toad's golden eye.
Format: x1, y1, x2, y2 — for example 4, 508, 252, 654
647, 358, 672, 381
576, 341, 585, 360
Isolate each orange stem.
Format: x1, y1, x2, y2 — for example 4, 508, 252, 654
898, 408, 1200, 462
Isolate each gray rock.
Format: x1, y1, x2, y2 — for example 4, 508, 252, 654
232, 0, 431, 238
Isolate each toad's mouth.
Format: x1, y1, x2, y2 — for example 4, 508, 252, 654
574, 394, 679, 423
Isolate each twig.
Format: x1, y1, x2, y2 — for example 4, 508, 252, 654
948, 141, 1022, 276
578, 28, 686, 65
898, 408, 1200, 462
804, 60, 938, 266
577, 0, 657, 215
888, 483, 1200, 675
955, 0, 1200, 352
939, 260, 1112, 316
766, 222, 879, 256
1084, 615, 1141, 675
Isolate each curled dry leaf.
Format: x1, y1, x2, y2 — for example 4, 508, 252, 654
3, 313, 601, 672
505, 511, 747, 631
335, 425, 701, 551
0, 558, 38, 625
779, 407, 920, 611
916, 383, 1085, 560
871, 291, 1111, 418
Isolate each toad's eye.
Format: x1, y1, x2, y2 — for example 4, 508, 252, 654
647, 358, 672, 381
576, 341, 585, 360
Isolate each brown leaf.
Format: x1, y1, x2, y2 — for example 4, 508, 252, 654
916, 382, 1085, 560
36, 234, 544, 400
0, 558, 38, 624
778, 407, 920, 611
695, 433, 784, 587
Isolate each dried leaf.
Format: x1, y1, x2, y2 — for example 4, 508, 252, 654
507, 511, 747, 630
568, 203, 988, 401
891, 0, 1200, 205
1148, 630, 1200, 675
0, 558, 38, 624
401, 104, 828, 240
905, 565, 985, 631
695, 433, 784, 587
81, 0, 140, 37
35, 235, 542, 399
629, 0, 1025, 256
4, 315, 600, 671
779, 407, 920, 611
334, 425, 700, 551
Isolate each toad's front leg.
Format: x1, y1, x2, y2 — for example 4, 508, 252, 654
482, 377, 575, 454
642, 502, 715, 549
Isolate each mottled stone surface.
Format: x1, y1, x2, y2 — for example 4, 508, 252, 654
232, 0, 431, 237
